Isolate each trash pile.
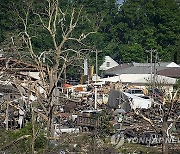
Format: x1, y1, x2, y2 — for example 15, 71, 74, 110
0, 79, 179, 147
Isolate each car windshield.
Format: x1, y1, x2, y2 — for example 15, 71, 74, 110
132, 90, 143, 94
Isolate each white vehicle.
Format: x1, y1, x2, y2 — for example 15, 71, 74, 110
127, 89, 145, 97
124, 92, 152, 109
54, 124, 79, 136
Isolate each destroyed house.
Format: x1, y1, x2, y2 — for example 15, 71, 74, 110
0, 57, 46, 79
0, 58, 41, 71
0, 58, 45, 101
107, 89, 131, 112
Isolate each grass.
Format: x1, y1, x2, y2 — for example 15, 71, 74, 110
118, 143, 162, 154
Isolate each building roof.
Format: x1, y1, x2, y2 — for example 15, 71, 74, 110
106, 66, 166, 75
166, 62, 180, 67
106, 63, 133, 73
105, 62, 180, 78
0, 58, 44, 71
157, 68, 180, 78
0, 80, 19, 93
99, 74, 177, 85
133, 62, 180, 67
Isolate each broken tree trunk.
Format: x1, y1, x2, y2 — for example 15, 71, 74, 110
5, 101, 9, 131
162, 119, 169, 154
31, 107, 35, 154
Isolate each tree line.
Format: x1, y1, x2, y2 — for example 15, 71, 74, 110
0, 0, 179, 66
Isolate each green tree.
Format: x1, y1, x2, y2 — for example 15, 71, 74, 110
0, 0, 180, 67
114, 0, 180, 62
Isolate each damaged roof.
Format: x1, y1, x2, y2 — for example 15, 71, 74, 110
0, 58, 44, 71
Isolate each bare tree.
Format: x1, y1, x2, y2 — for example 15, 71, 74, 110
13, 0, 98, 138
135, 89, 180, 154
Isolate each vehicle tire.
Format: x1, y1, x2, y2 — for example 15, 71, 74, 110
83, 126, 89, 132
78, 126, 83, 132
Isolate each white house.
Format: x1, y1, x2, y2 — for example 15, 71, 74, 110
99, 74, 177, 92
99, 56, 119, 71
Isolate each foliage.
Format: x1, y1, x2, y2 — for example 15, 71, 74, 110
114, 0, 180, 63
3, 123, 47, 153
8, 123, 32, 138
174, 79, 180, 90
0, 0, 180, 75
98, 110, 114, 136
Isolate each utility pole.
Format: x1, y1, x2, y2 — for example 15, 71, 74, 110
96, 50, 98, 83
94, 86, 97, 110
91, 50, 99, 82
150, 49, 153, 88
91, 49, 101, 82
146, 49, 156, 89
153, 51, 158, 93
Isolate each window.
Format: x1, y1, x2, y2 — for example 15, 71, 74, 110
132, 90, 143, 94
106, 62, 110, 67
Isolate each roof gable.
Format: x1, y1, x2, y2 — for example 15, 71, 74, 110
166, 62, 180, 67
99, 56, 119, 71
